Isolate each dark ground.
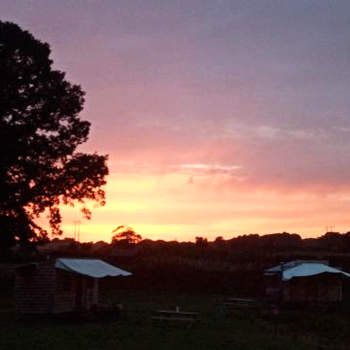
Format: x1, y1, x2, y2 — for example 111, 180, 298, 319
1, 287, 350, 350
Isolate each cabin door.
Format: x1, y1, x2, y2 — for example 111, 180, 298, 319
75, 276, 83, 310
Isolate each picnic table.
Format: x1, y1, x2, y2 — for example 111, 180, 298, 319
151, 307, 200, 327
223, 297, 258, 309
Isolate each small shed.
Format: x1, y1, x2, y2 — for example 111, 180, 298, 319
264, 260, 350, 303
15, 258, 131, 315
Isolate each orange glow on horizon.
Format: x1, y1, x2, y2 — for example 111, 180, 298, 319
45, 170, 350, 243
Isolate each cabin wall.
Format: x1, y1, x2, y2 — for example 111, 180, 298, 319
264, 275, 282, 300
15, 262, 56, 314
16, 262, 100, 315
53, 269, 77, 313
89, 278, 99, 307
53, 272, 99, 313
80, 277, 99, 310
283, 275, 343, 302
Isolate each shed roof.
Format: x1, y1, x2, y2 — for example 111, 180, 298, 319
264, 260, 329, 275
55, 258, 132, 278
281, 262, 350, 281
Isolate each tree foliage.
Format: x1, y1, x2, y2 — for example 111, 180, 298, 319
111, 226, 142, 247
0, 21, 108, 247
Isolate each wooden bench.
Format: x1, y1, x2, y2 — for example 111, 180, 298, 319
151, 308, 200, 327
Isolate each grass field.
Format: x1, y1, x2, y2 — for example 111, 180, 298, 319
0, 290, 349, 350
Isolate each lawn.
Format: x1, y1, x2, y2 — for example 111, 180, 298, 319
0, 289, 349, 350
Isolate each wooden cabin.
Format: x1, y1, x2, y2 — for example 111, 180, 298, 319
282, 273, 343, 303
15, 258, 131, 315
264, 260, 350, 303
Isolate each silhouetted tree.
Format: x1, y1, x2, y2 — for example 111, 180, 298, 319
0, 22, 108, 248
195, 236, 208, 248
320, 232, 343, 252
111, 226, 142, 248
213, 236, 225, 248
260, 232, 302, 251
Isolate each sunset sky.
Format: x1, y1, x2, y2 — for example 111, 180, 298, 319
2, 1, 350, 242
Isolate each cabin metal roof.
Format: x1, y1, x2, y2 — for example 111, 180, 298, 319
55, 258, 132, 278
264, 260, 350, 281
281, 263, 350, 281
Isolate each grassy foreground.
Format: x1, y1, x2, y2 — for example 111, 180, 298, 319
0, 290, 349, 350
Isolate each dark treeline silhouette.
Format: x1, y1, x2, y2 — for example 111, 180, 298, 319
5, 231, 350, 297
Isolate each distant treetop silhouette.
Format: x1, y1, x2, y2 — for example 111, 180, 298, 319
111, 226, 142, 247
